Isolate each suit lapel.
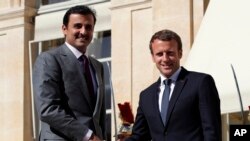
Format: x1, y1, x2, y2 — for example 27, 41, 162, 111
59, 44, 93, 110
89, 57, 102, 87
88, 57, 103, 114
164, 68, 188, 128
150, 78, 166, 127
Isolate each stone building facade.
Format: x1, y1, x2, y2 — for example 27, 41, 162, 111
1, 0, 248, 141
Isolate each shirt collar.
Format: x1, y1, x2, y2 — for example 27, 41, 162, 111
65, 42, 83, 59
160, 67, 182, 85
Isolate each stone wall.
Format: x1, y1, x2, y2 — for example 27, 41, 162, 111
0, 0, 36, 140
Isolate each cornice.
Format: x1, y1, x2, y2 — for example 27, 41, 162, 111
37, 0, 108, 14
110, 0, 151, 10
0, 6, 37, 21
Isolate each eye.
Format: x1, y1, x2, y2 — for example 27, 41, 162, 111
74, 23, 82, 29
168, 52, 175, 56
85, 24, 93, 31
156, 52, 163, 57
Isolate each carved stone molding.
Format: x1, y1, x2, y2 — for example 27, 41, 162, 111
0, 6, 36, 21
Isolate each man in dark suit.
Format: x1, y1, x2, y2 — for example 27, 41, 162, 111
122, 29, 221, 141
33, 5, 106, 141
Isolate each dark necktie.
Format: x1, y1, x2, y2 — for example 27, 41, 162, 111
81, 55, 95, 99
161, 79, 171, 125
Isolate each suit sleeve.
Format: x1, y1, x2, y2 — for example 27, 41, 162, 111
125, 93, 151, 141
198, 75, 222, 141
32, 52, 89, 141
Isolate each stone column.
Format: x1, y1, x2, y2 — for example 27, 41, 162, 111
0, 0, 36, 140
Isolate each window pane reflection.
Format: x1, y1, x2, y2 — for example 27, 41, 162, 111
102, 61, 111, 110
88, 30, 111, 59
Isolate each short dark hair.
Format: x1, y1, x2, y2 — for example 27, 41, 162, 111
149, 29, 182, 54
63, 5, 96, 27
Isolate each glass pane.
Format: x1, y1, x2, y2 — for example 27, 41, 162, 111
102, 61, 111, 110
41, 38, 64, 52
229, 111, 250, 124
88, 30, 111, 59
41, 0, 70, 6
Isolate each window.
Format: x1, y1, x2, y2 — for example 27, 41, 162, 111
29, 30, 111, 141
88, 30, 112, 141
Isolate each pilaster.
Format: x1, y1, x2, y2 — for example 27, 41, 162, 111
0, 0, 36, 140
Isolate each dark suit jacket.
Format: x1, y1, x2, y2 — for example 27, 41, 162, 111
32, 44, 106, 141
126, 67, 221, 141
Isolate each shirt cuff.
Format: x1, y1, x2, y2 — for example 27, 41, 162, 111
83, 129, 93, 141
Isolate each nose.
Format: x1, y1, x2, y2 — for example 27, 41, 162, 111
162, 53, 169, 61
80, 27, 86, 34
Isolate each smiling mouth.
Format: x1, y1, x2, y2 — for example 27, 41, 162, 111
75, 34, 89, 40
162, 63, 171, 67
78, 37, 89, 42
162, 65, 174, 71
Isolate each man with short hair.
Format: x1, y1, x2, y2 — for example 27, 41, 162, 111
121, 29, 221, 141
33, 5, 106, 141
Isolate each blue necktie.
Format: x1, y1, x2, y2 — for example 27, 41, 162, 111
161, 79, 171, 125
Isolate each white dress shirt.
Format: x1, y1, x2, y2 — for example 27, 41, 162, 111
158, 67, 181, 112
